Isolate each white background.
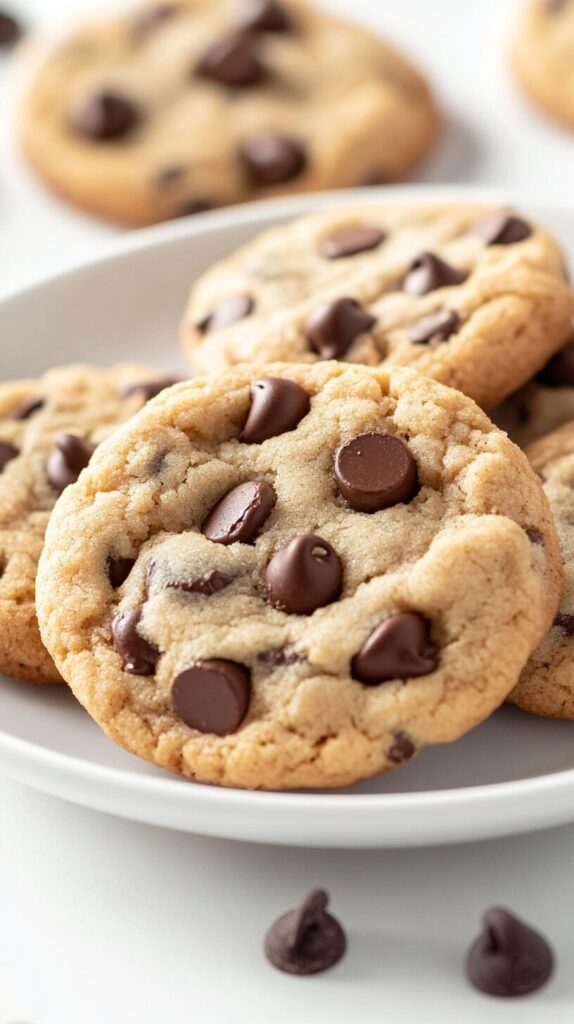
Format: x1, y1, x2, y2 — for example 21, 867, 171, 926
2, 1, 574, 1021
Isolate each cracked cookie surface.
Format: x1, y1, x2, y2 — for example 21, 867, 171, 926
511, 0, 574, 131
36, 363, 561, 789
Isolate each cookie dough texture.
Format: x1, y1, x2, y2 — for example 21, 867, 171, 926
0, 363, 170, 684
21, 0, 439, 226
510, 420, 574, 718
182, 202, 574, 409
511, 0, 574, 131
37, 363, 561, 789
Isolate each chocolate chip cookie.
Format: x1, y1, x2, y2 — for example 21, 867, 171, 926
21, 0, 439, 226
511, 0, 574, 131
0, 363, 179, 683
36, 363, 561, 788
494, 339, 574, 448
181, 202, 574, 410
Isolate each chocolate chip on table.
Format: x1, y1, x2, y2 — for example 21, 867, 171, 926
335, 432, 418, 512
265, 889, 346, 976
171, 658, 251, 734
202, 480, 276, 544
198, 294, 254, 333
554, 612, 574, 635
403, 252, 467, 296
71, 92, 140, 141
0, 9, 22, 49
175, 198, 214, 218
107, 555, 136, 589
466, 907, 554, 997
133, 3, 178, 39
15, 397, 45, 420
0, 441, 18, 472
240, 133, 307, 185
408, 309, 460, 345
388, 731, 416, 764
319, 224, 386, 259
197, 34, 265, 88
352, 612, 437, 685
47, 434, 97, 493
166, 570, 232, 595
536, 340, 574, 387
120, 376, 182, 401
240, 377, 310, 443
112, 605, 159, 675
265, 535, 342, 615
241, 0, 292, 32
471, 210, 532, 246
306, 298, 376, 360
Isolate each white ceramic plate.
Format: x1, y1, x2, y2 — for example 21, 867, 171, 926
1, 185, 574, 849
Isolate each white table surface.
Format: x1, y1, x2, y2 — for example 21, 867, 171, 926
2, 1, 574, 1021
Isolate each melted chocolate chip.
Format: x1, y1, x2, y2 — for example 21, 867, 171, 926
171, 659, 251, 734
240, 133, 307, 185
198, 294, 254, 333
319, 224, 386, 260
107, 555, 136, 589
240, 377, 310, 443
202, 480, 276, 544
352, 612, 437, 685
120, 376, 182, 402
403, 252, 467, 296
112, 605, 159, 675
166, 570, 232, 595
388, 731, 416, 764
525, 527, 543, 545
537, 341, 574, 388
334, 432, 418, 512
241, 0, 292, 32
467, 907, 554, 997
133, 3, 178, 38
70, 92, 140, 141
0, 10, 21, 48
471, 210, 532, 246
47, 434, 97, 494
15, 397, 44, 420
306, 298, 376, 360
265, 890, 346, 976
554, 612, 574, 635
408, 309, 460, 345
0, 441, 18, 472
197, 34, 265, 87
265, 535, 342, 615
258, 646, 302, 666
175, 198, 214, 218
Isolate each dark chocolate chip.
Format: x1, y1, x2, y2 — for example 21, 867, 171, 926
0, 10, 21, 48
467, 907, 554, 998
107, 555, 136, 589
112, 605, 159, 675
471, 210, 532, 246
241, 0, 292, 32
133, 3, 178, 38
525, 527, 543, 545
197, 34, 265, 87
171, 658, 251, 734
334, 432, 418, 512
155, 164, 186, 187
175, 198, 214, 218
258, 646, 302, 666
47, 434, 97, 494
0, 441, 18, 472
306, 298, 376, 360
202, 480, 276, 544
319, 224, 385, 260
265, 890, 346, 976
15, 397, 45, 420
408, 309, 460, 345
166, 570, 232, 595
70, 92, 140, 141
403, 252, 467, 296
265, 534, 342, 615
388, 731, 416, 764
198, 294, 254, 333
352, 612, 437, 685
537, 340, 574, 387
240, 377, 309, 443
240, 133, 307, 185
554, 612, 574, 635
120, 376, 182, 402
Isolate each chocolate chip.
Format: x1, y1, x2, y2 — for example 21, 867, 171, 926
388, 731, 416, 764
47, 434, 97, 493
265, 890, 346, 976
467, 907, 554, 997
546, 0, 567, 11
471, 210, 532, 246
319, 224, 385, 259
265, 535, 342, 615
306, 298, 376, 360
155, 164, 186, 187
15, 397, 45, 420
258, 646, 302, 666
120, 376, 182, 402
241, 0, 292, 32
198, 294, 254, 333
0, 10, 22, 48
166, 570, 232, 595
175, 198, 214, 218
240, 377, 310, 443
408, 309, 460, 345
240, 133, 307, 185
133, 3, 178, 39
171, 659, 251, 734
335, 432, 418, 512
525, 527, 543, 545
202, 480, 276, 544
403, 252, 467, 296
197, 34, 265, 87
112, 605, 159, 675
70, 92, 140, 141
537, 340, 574, 387
352, 612, 437, 685
554, 612, 574, 635
107, 556, 136, 589
0, 441, 18, 472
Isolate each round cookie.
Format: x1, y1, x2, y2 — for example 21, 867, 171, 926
510, 419, 574, 718
181, 202, 574, 410
511, 0, 574, 131
493, 339, 574, 448
0, 363, 180, 684
36, 363, 561, 790
21, 0, 439, 227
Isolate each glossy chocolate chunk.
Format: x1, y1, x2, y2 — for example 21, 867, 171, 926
202, 480, 276, 544
408, 309, 460, 345
265, 890, 346, 976
112, 605, 159, 675
240, 377, 309, 443
537, 340, 574, 387
171, 658, 251, 734
265, 535, 342, 615
71, 92, 140, 141
47, 434, 97, 493
15, 397, 45, 420
467, 907, 554, 997
0, 441, 18, 472
306, 298, 376, 360
107, 555, 136, 589
471, 210, 532, 246
319, 224, 385, 259
351, 612, 437, 685
120, 376, 182, 401
166, 570, 232, 595
403, 252, 467, 296
197, 34, 265, 87
335, 432, 417, 512
198, 294, 254, 333
241, 0, 292, 31
241, 133, 306, 185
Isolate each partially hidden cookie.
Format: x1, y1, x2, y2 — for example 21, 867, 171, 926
511, 0, 574, 131
493, 339, 574, 448
36, 363, 561, 789
510, 419, 574, 718
0, 363, 180, 683
21, 0, 439, 226
181, 202, 574, 410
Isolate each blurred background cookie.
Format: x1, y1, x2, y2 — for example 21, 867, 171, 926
511, 0, 574, 131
